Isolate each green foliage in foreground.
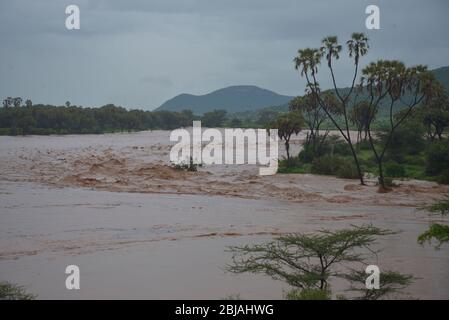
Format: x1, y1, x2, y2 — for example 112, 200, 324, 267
424, 198, 449, 215
226, 225, 414, 300
426, 140, 449, 176
0, 281, 35, 300
418, 224, 449, 248
418, 199, 449, 249
285, 288, 331, 300
342, 270, 414, 300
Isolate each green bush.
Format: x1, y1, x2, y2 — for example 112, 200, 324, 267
277, 163, 312, 174
380, 122, 426, 163
279, 156, 302, 168
330, 136, 352, 156
437, 169, 449, 185
336, 162, 360, 179
0, 281, 35, 300
311, 155, 361, 179
311, 155, 345, 175
0, 128, 10, 135
385, 162, 406, 178
298, 141, 329, 163
285, 288, 331, 300
426, 140, 449, 175
403, 154, 426, 166
298, 136, 350, 163
298, 144, 317, 163
356, 139, 371, 151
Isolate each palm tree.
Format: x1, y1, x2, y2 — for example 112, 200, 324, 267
294, 48, 322, 79
360, 60, 437, 189
3, 97, 13, 108
13, 97, 22, 108
294, 33, 370, 185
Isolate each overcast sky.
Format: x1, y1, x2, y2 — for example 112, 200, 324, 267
1, 0, 448, 110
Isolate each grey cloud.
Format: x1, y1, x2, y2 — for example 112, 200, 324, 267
0, 0, 448, 109
140, 76, 174, 87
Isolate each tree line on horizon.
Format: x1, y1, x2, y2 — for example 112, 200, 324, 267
0, 100, 241, 135
0, 94, 286, 135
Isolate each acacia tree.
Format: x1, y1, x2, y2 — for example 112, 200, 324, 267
343, 270, 414, 300
227, 225, 413, 299
270, 111, 304, 166
360, 60, 437, 189
294, 33, 369, 185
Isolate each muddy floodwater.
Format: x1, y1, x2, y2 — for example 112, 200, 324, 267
1, 131, 448, 299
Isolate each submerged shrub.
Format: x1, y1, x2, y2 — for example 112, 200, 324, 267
172, 157, 198, 172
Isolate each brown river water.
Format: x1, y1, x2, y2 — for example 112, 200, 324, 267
0, 130, 448, 299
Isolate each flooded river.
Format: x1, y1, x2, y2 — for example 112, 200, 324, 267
0, 131, 448, 299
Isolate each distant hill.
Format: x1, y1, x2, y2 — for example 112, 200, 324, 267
156, 85, 294, 114
433, 66, 449, 88
157, 66, 449, 115
286, 65, 449, 117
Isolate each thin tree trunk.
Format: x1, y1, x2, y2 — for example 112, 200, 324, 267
349, 142, 364, 185
307, 73, 365, 185
377, 156, 386, 190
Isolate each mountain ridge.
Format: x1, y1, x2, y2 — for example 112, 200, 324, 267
157, 85, 294, 114
156, 66, 449, 114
